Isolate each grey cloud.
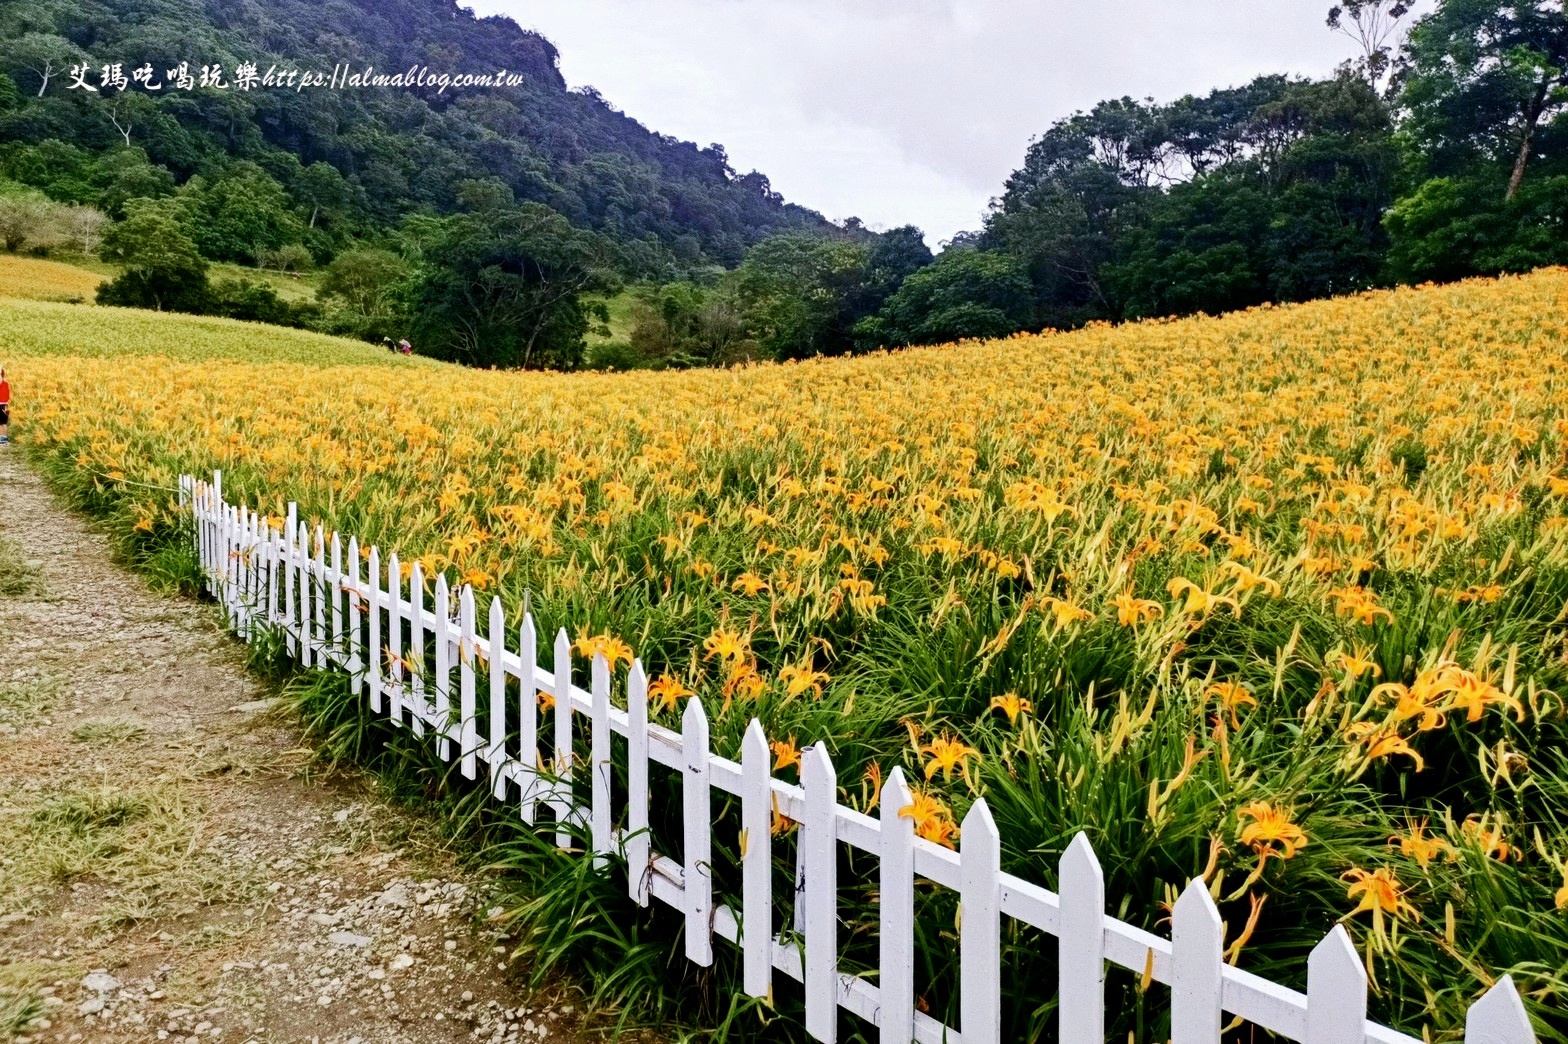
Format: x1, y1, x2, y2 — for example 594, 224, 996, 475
468, 1, 1381, 242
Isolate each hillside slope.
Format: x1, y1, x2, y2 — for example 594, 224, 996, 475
0, 298, 415, 365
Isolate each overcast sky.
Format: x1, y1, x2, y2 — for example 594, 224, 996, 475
462, 1, 1389, 246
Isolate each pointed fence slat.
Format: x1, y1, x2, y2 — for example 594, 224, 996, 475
1465, 976, 1534, 1044
330, 532, 343, 665
518, 614, 539, 824
960, 800, 1001, 1044
683, 696, 714, 966
312, 525, 325, 667
284, 503, 297, 656
551, 628, 573, 848
1306, 926, 1365, 1044
590, 653, 612, 868
408, 561, 426, 739
346, 537, 363, 685
1172, 881, 1224, 1044
386, 552, 403, 726
740, 719, 772, 998
367, 546, 382, 712
878, 766, 915, 1044
458, 584, 478, 779
626, 660, 650, 906
433, 574, 452, 761
1059, 832, 1105, 1044
802, 743, 838, 1044
299, 522, 314, 668
487, 596, 507, 800
182, 476, 1541, 1044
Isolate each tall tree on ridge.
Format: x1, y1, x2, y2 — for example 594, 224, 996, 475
1400, 0, 1568, 200
1328, 1, 1414, 92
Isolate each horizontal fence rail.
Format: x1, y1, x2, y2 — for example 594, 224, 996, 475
182, 472, 1537, 1044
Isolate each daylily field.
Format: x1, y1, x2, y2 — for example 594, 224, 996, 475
6, 269, 1568, 1037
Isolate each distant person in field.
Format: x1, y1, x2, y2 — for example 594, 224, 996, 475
0, 367, 10, 445
398, 339, 412, 355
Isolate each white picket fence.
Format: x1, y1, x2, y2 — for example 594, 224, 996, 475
182, 471, 1538, 1044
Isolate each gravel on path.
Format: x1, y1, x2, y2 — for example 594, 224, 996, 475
0, 450, 583, 1044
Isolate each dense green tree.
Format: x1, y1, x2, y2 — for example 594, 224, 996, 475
1400, 0, 1568, 199
623, 281, 757, 369
455, 177, 516, 214
735, 234, 873, 358
1384, 173, 1568, 281
865, 225, 934, 298
856, 251, 1035, 348
92, 147, 175, 219
95, 202, 210, 312
0, 138, 94, 203
1107, 176, 1273, 318
0, 190, 53, 251
208, 278, 318, 328
986, 73, 1397, 325
293, 162, 351, 231
318, 246, 413, 340
181, 163, 305, 264
0, 32, 85, 99
406, 204, 616, 370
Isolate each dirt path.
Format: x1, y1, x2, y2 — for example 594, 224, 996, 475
0, 451, 580, 1044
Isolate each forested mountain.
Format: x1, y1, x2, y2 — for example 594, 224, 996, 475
0, 0, 831, 270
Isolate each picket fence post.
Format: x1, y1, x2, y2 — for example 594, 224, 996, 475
367, 545, 382, 712
802, 742, 838, 1043
551, 628, 573, 847
283, 503, 297, 656
408, 560, 426, 739
329, 532, 343, 665
458, 583, 478, 778
1466, 976, 1534, 1044
1171, 880, 1224, 1044
433, 573, 452, 759
740, 718, 772, 998
312, 525, 325, 666
386, 551, 403, 725
626, 660, 651, 906
590, 652, 612, 869
961, 800, 1001, 1044
518, 612, 539, 824
1305, 925, 1365, 1044
683, 696, 714, 965
1059, 832, 1106, 1043
878, 766, 914, 1044
297, 521, 313, 668
487, 596, 507, 800
346, 537, 362, 685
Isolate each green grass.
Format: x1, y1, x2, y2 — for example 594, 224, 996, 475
0, 536, 43, 598
0, 989, 44, 1039
208, 261, 323, 303
0, 676, 61, 728
0, 780, 245, 931
585, 288, 639, 347
70, 718, 147, 744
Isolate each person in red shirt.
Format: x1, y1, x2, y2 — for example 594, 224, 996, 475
0, 367, 9, 445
